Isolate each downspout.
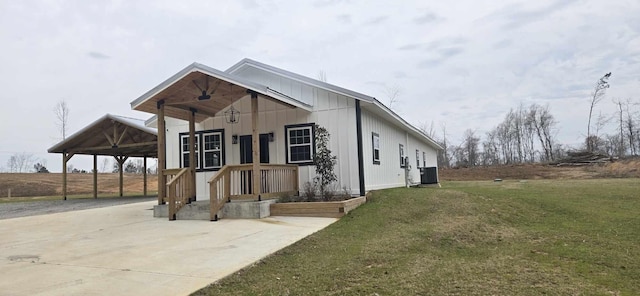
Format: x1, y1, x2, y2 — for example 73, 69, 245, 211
355, 100, 366, 196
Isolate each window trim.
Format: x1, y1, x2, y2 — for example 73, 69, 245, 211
180, 134, 200, 170
423, 151, 426, 167
284, 123, 315, 166
179, 129, 225, 172
399, 144, 406, 168
372, 132, 380, 165
201, 131, 223, 170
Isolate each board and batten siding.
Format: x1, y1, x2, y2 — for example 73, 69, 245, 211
163, 90, 359, 200
360, 108, 438, 190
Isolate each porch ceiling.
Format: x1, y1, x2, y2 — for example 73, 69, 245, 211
134, 71, 248, 122
131, 63, 313, 123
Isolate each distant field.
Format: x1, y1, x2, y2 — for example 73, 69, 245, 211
0, 173, 158, 200
194, 179, 640, 295
439, 158, 640, 181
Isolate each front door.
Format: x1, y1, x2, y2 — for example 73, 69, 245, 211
239, 134, 270, 195
239, 134, 270, 164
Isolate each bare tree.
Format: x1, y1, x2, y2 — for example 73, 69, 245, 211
385, 85, 401, 110
6, 152, 35, 173
419, 120, 437, 138
461, 129, 480, 167
54, 100, 70, 140
587, 72, 611, 151
317, 70, 327, 82
100, 158, 110, 173
437, 123, 451, 168
530, 104, 557, 162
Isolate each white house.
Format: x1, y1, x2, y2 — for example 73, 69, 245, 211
130, 58, 440, 219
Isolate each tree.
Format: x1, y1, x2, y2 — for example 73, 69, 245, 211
33, 162, 49, 173
54, 100, 70, 140
317, 70, 327, 82
587, 72, 611, 151
313, 124, 337, 199
385, 85, 401, 110
6, 152, 34, 173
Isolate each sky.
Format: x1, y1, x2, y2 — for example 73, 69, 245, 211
1, 0, 639, 172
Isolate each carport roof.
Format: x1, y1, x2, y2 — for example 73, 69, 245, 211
48, 114, 157, 157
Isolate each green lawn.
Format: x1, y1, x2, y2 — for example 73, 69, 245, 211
193, 179, 640, 295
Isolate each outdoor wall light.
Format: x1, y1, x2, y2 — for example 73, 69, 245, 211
268, 132, 274, 142
232, 134, 238, 144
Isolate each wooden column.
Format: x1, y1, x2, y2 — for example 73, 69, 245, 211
62, 151, 73, 200
114, 155, 128, 197
188, 108, 196, 202
143, 156, 147, 197
157, 100, 166, 205
93, 154, 98, 199
250, 91, 261, 200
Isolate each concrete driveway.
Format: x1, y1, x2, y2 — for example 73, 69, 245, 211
0, 201, 337, 296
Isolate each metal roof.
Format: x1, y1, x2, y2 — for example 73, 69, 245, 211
226, 58, 442, 150
129, 62, 312, 123
48, 114, 158, 157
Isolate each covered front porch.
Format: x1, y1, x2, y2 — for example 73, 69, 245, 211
131, 63, 311, 221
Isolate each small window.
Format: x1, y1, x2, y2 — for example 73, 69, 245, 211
179, 129, 225, 171
286, 124, 315, 165
202, 132, 223, 169
372, 132, 380, 165
180, 134, 200, 169
399, 144, 405, 168
423, 151, 426, 167
416, 149, 420, 168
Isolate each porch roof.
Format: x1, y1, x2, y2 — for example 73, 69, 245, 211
130, 62, 313, 122
48, 114, 157, 157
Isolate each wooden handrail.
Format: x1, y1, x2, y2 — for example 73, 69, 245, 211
208, 164, 299, 221
166, 168, 193, 221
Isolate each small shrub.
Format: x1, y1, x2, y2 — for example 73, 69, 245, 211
302, 181, 318, 202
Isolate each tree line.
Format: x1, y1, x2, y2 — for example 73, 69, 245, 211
427, 72, 639, 168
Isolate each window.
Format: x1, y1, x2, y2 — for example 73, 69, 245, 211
285, 124, 315, 165
179, 129, 225, 171
423, 151, 426, 167
416, 149, 420, 168
399, 144, 405, 168
180, 134, 200, 170
202, 132, 222, 169
372, 132, 380, 164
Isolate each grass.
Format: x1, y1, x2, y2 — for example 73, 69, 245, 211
193, 179, 640, 296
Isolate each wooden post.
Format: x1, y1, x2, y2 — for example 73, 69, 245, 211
157, 100, 166, 205
188, 108, 196, 202
93, 154, 98, 199
62, 152, 67, 200
115, 155, 128, 197
143, 156, 147, 197
250, 91, 261, 200
61, 152, 74, 200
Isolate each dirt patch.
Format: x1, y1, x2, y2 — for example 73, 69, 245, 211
439, 158, 640, 181
0, 173, 158, 197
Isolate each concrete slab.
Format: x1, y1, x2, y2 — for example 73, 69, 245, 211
0, 201, 337, 296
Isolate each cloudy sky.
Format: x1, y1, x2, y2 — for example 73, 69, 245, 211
1, 0, 639, 172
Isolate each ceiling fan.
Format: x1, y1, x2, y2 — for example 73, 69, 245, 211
192, 76, 221, 101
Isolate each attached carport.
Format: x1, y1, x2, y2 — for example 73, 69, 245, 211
48, 114, 157, 200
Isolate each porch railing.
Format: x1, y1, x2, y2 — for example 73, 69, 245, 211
165, 168, 194, 221
208, 164, 299, 221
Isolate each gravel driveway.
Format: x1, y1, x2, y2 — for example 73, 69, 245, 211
0, 196, 156, 220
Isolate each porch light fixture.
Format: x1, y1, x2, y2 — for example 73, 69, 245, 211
225, 105, 240, 124
232, 134, 238, 144
268, 132, 274, 142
